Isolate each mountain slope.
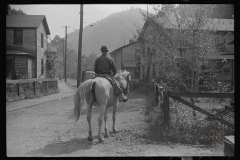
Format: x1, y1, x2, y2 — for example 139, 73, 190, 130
67, 7, 145, 57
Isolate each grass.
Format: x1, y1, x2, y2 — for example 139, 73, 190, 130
139, 86, 234, 145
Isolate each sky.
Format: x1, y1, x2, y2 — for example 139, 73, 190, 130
10, 4, 153, 41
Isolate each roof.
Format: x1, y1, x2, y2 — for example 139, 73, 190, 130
158, 15, 234, 31
6, 15, 50, 35
6, 50, 35, 57
143, 12, 234, 33
109, 41, 139, 55
122, 60, 137, 67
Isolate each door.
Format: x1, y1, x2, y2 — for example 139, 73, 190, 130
28, 59, 32, 78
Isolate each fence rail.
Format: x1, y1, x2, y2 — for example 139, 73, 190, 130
152, 81, 234, 127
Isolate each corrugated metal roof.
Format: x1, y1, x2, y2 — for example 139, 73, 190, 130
122, 60, 137, 67
6, 15, 50, 35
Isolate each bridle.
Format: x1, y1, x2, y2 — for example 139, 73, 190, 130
121, 73, 131, 95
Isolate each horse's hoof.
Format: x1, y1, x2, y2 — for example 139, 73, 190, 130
104, 134, 109, 138
98, 137, 104, 143
112, 128, 118, 133
87, 136, 93, 141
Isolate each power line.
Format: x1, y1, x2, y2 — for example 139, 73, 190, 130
66, 5, 78, 15
71, 12, 79, 30
90, 31, 101, 46
46, 6, 67, 20
67, 5, 80, 15
47, 6, 72, 22
68, 14, 80, 48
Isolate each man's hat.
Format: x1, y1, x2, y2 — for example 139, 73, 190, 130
100, 45, 109, 52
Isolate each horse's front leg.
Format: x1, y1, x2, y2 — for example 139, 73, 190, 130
98, 105, 106, 143
87, 104, 93, 141
112, 103, 118, 133
104, 109, 109, 138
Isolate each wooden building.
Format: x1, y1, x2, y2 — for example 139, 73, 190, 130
6, 15, 50, 79
109, 40, 141, 79
139, 14, 234, 85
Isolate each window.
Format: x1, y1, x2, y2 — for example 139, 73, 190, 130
14, 29, 23, 45
41, 33, 44, 48
135, 49, 140, 60
41, 58, 44, 75
147, 46, 150, 55
142, 45, 145, 58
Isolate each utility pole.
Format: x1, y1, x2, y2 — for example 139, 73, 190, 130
147, 4, 148, 18
62, 26, 70, 82
77, 4, 84, 87
60, 39, 65, 62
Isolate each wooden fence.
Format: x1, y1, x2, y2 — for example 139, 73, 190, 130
153, 82, 234, 128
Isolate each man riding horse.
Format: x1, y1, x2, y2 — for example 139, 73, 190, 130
94, 45, 128, 103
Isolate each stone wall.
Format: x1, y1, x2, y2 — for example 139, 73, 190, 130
6, 78, 58, 102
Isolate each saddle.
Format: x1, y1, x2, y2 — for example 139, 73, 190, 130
95, 74, 119, 95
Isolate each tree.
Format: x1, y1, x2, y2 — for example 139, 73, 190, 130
9, 6, 27, 15
66, 49, 78, 78
138, 4, 232, 93
45, 45, 56, 78
52, 35, 65, 63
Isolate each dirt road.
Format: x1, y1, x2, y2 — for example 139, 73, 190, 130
7, 89, 223, 157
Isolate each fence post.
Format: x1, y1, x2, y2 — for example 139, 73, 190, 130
17, 82, 20, 96
33, 80, 35, 95
156, 85, 159, 104
163, 91, 170, 126
46, 81, 48, 92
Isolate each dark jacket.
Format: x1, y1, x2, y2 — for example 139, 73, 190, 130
94, 54, 117, 76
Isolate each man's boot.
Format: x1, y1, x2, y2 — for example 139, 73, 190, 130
121, 93, 128, 103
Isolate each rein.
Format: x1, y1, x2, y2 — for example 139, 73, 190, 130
118, 73, 131, 94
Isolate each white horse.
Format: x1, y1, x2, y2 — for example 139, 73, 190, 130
71, 70, 131, 142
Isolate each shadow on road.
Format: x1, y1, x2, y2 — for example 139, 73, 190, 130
25, 137, 98, 156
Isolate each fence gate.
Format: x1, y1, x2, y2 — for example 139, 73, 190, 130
153, 82, 234, 128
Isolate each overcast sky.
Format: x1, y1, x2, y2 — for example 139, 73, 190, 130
10, 4, 153, 40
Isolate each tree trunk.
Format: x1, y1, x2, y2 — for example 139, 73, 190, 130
191, 30, 196, 115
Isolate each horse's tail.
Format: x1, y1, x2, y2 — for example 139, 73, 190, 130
70, 79, 95, 122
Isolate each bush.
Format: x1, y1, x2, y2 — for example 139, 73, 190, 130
145, 95, 234, 145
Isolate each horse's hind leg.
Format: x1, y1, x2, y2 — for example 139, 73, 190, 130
104, 109, 109, 138
112, 103, 118, 133
98, 105, 106, 143
87, 104, 93, 141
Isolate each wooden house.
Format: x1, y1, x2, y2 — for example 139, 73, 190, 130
109, 40, 141, 79
6, 15, 50, 79
139, 13, 234, 87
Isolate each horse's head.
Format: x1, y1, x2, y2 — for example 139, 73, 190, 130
115, 70, 131, 94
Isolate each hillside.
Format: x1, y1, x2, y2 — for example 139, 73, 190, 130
66, 7, 145, 57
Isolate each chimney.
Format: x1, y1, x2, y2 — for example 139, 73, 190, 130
129, 39, 134, 44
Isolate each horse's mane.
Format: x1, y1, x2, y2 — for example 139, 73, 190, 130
114, 70, 130, 80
